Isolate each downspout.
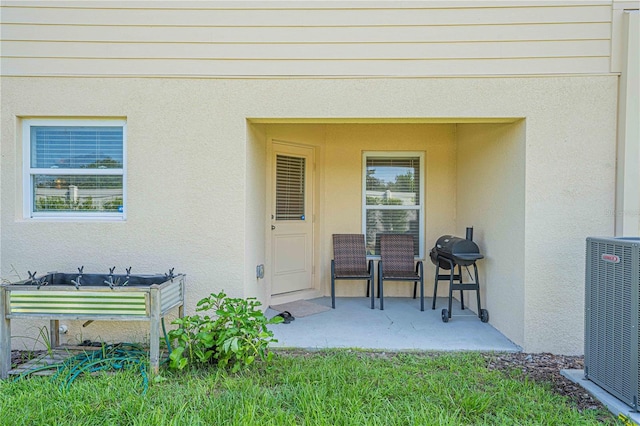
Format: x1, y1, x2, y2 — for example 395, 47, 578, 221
615, 10, 640, 236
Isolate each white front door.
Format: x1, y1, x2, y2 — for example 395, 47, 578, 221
270, 142, 314, 295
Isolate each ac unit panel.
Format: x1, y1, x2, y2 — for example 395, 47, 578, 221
585, 236, 640, 412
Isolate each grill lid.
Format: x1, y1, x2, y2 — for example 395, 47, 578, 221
435, 235, 483, 258
430, 235, 484, 267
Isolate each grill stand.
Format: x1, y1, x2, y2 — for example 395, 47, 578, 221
431, 255, 489, 323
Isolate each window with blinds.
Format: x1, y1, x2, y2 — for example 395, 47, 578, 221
363, 153, 424, 257
275, 154, 306, 221
23, 119, 126, 219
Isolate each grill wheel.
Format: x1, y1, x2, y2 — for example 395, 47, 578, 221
440, 308, 489, 323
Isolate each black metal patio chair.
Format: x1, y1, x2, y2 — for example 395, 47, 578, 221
331, 234, 375, 309
377, 234, 424, 311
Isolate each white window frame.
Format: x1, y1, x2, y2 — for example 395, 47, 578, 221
22, 118, 127, 221
362, 151, 425, 259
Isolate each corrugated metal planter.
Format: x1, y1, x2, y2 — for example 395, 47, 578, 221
0, 271, 186, 379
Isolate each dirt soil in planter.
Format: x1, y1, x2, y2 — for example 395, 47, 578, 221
11, 350, 47, 367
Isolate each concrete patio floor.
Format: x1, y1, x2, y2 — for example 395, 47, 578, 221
267, 296, 521, 352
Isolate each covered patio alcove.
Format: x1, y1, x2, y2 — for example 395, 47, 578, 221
246, 118, 525, 351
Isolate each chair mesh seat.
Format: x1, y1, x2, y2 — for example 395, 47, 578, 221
331, 234, 375, 309
338, 270, 371, 278
384, 272, 420, 280
378, 234, 424, 311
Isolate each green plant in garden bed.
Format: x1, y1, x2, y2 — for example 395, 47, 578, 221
168, 291, 282, 372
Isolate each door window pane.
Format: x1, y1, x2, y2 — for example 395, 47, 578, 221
275, 154, 305, 220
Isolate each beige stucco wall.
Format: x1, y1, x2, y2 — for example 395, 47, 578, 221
1, 75, 617, 353
456, 122, 526, 349
521, 79, 617, 354
245, 122, 268, 303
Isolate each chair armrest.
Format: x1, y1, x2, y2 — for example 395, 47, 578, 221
415, 260, 423, 276
367, 259, 373, 273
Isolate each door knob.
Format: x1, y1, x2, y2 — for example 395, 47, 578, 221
271, 225, 276, 230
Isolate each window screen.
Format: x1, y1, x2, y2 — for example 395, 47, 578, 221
364, 154, 423, 256
31, 126, 123, 169
25, 120, 125, 218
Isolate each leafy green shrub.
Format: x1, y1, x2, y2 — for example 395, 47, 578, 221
168, 291, 283, 372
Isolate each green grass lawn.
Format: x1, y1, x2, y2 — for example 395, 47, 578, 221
0, 350, 617, 425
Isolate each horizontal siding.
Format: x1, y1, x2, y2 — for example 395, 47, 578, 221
1, 22, 613, 43
1, 5, 612, 26
3, 40, 611, 60
1, 57, 611, 77
0, 1, 614, 77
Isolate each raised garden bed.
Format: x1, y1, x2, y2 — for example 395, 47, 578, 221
1, 269, 185, 379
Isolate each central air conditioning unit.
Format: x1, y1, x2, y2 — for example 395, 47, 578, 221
585, 236, 639, 412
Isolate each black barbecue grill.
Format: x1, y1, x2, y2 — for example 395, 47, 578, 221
429, 228, 489, 323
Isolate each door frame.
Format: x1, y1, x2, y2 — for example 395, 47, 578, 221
266, 138, 322, 304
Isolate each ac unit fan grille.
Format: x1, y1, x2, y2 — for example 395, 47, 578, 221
585, 237, 638, 411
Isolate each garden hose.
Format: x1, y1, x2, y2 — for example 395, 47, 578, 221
13, 318, 175, 393
14, 342, 153, 394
